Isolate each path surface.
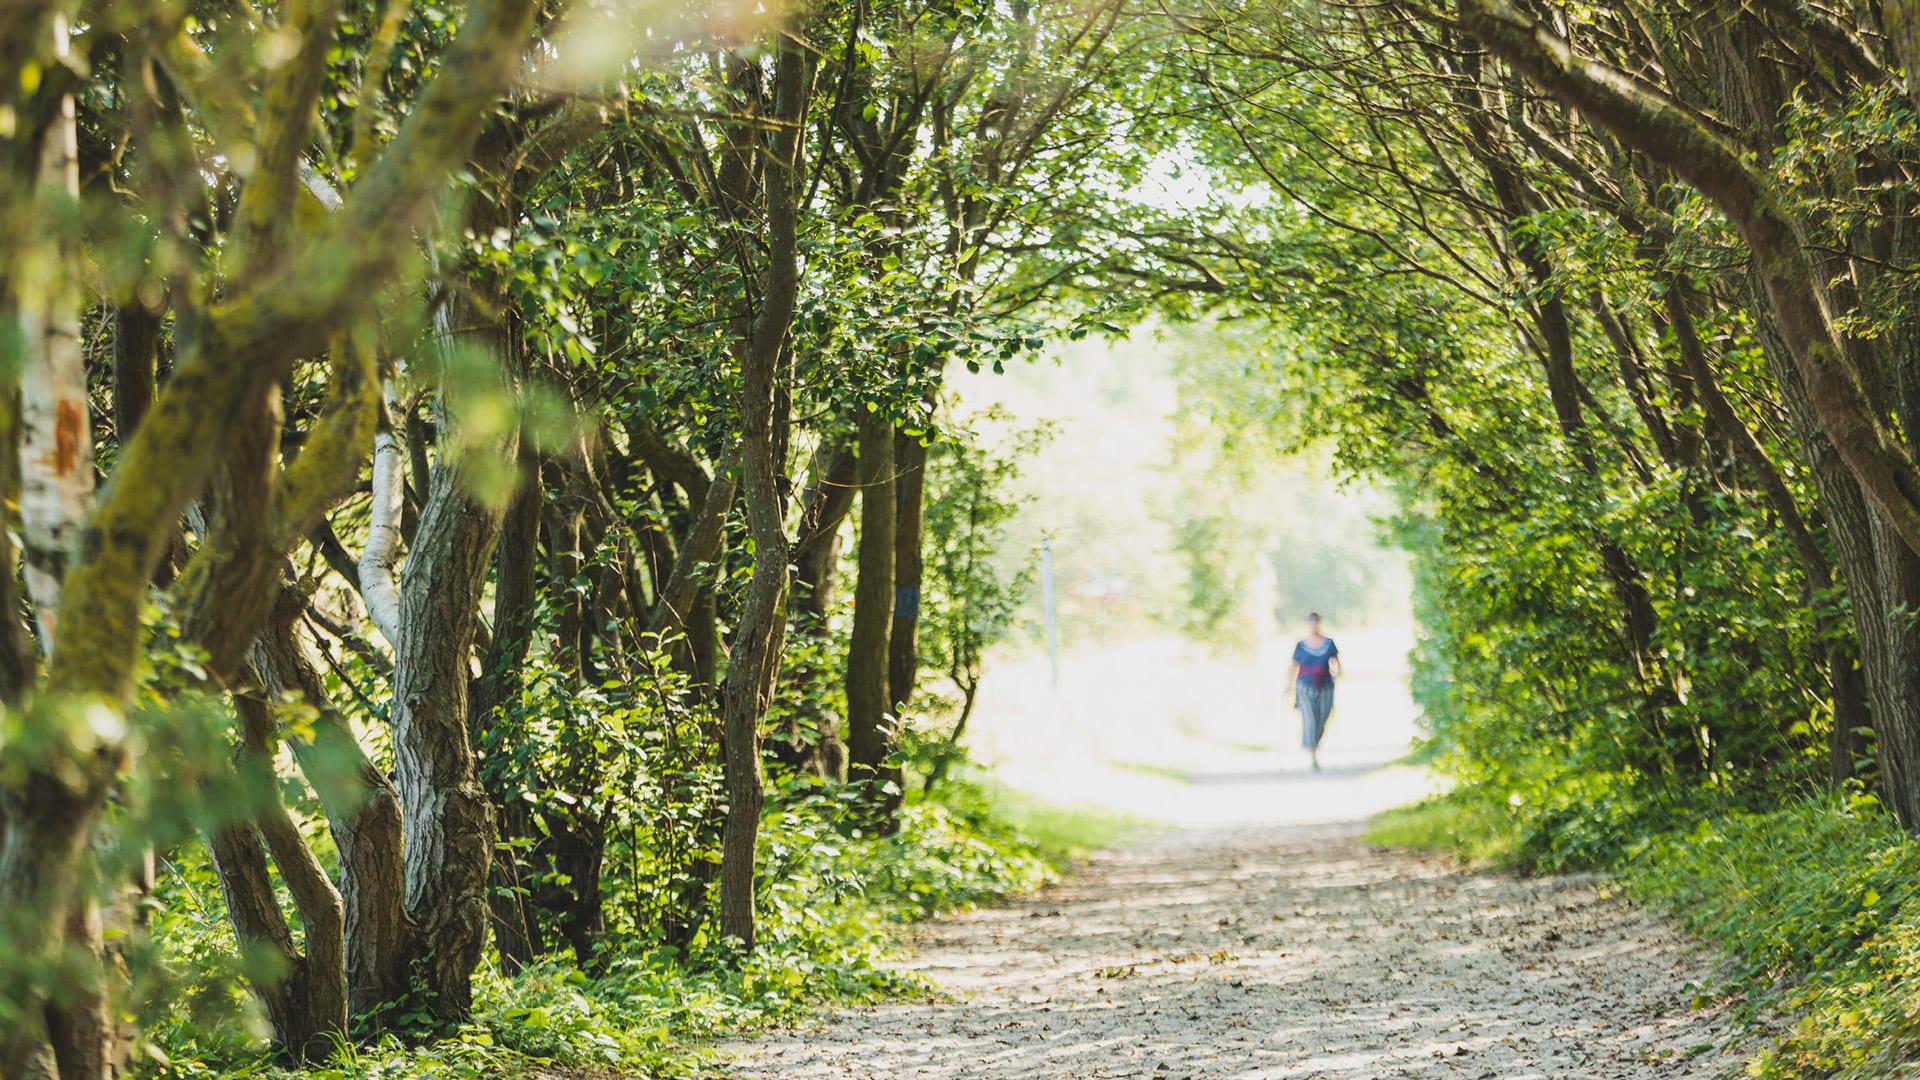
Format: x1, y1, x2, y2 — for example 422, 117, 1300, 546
720, 635, 1749, 1078
723, 821, 1745, 1079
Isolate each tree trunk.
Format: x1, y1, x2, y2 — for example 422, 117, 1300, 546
474, 457, 542, 973
0, 387, 39, 702
389, 428, 513, 1022
207, 824, 335, 1058
364, 250, 523, 1020
16, 18, 92, 653
846, 410, 902, 824
715, 27, 805, 950
888, 431, 928, 712
250, 586, 412, 1019
111, 302, 161, 443
210, 683, 349, 1061
1742, 276, 1920, 821
4, 36, 116, 1072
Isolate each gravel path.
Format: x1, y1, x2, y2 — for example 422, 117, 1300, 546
721, 823, 1747, 1079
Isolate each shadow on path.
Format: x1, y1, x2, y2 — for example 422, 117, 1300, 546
718, 823, 1749, 1079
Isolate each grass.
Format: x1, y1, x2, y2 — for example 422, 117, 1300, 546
1106, 759, 1195, 785
1221, 740, 1277, 754
1362, 792, 1520, 867
958, 770, 1153, 860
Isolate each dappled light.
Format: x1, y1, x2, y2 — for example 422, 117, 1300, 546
6, 0, 1920, 1075
733, 826, 1741, 1078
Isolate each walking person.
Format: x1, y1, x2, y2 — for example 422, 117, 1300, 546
1286, 612, 1342, 770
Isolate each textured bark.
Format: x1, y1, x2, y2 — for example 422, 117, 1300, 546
1458, 0, 1920, 560
715, 30, 806, 950
888, 431, 928, 712
1743, 277, 1920, 825
16, 18, 92, 654
251, 588, 412, 1018
389, 471, 504, 1020
346, 174, 511, 1024
209, 684, 349, 1061
390, 391, 515, 1022
205, 825, 307, 1044
846, 409, 902, 823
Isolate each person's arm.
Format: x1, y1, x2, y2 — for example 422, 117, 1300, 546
1286, 654, 1300, 700
1329, 642, 1343, 681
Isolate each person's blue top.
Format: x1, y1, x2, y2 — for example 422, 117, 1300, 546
1294, 638, 1338, 688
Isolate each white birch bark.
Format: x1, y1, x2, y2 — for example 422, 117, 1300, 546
17, 14, 94, 653
358, 421, 407, 648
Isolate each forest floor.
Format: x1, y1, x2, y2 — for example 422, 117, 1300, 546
717, 633, 1757, 1079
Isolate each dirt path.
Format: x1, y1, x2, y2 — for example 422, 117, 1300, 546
721, 822, 1747, 1079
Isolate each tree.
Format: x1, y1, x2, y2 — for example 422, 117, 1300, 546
0, 0, 541, 1066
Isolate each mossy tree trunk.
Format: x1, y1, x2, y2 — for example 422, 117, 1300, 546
1457, 0, 1920, 825
0, 0, 538, 1065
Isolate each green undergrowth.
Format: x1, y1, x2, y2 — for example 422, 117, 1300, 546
962, 772, 1153, 859
149, 774, 1126, 1080
1364, 792, 1521, 867
1107, 759, 1195, 785
1368, 786, 1920, 1078
1630, 795, 1920, 1078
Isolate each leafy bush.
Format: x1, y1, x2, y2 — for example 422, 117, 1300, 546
1628, 794, 1920, 1078
140, 772, 1085, 1079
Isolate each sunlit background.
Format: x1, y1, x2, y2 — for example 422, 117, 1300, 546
942, 329, 1431, 827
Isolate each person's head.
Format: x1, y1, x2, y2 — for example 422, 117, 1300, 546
1305, 611, 1322, 634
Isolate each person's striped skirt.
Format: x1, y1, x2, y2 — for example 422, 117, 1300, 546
1297, 680, 1334, 751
